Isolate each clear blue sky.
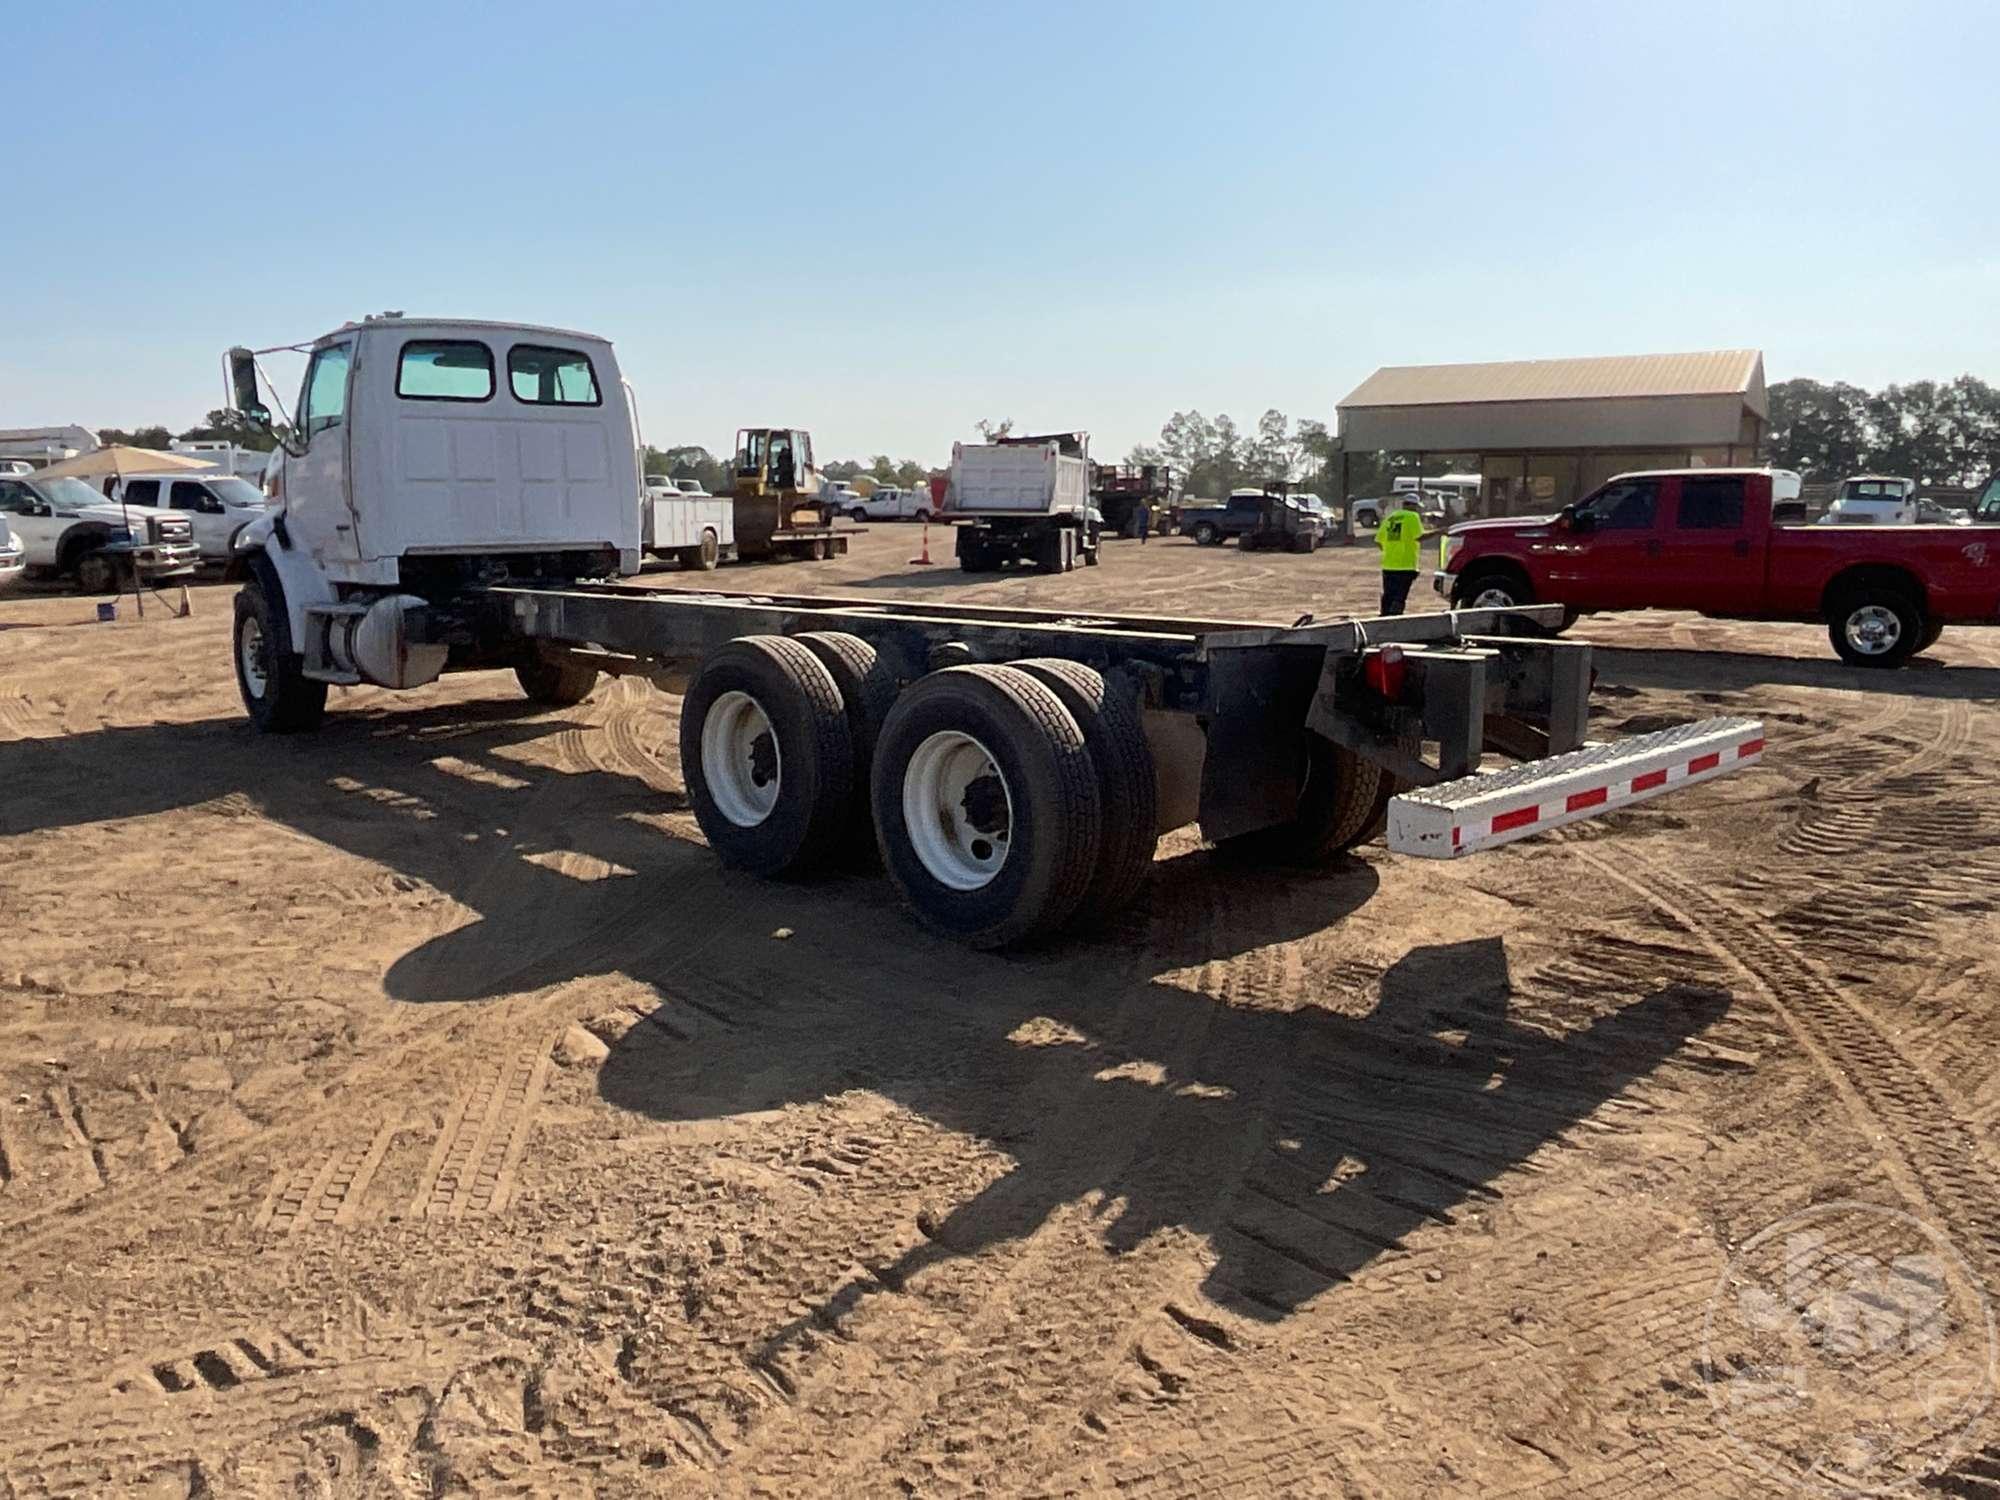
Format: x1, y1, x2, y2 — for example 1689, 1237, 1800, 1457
8, 0, 1997, 465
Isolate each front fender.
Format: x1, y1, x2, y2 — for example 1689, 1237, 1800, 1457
235, 513, 336, 642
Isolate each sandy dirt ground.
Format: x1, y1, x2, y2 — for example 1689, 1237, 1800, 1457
2, 525, 1998, 1498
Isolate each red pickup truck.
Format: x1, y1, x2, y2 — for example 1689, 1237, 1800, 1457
1435, 467, 2000, 667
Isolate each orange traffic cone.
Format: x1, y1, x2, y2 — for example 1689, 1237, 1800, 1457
910, 517, 934, 566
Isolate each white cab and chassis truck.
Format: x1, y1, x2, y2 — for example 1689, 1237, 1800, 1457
221, 317, 1762, 949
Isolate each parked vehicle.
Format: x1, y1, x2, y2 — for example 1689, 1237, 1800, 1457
1914, 497, 1972, 526
1394, 473, 1480, 518
644, 475, 685, 500
847, 484, 932, 522
1092, 463, 1179, 536
0, 514, 23, 583
112, 471, 270, 561
1435, 466, 2000, 667
0, 471, 198, 591
1185, 492, 1271, 547
673, 477, 712, 499
215, 317, 1760, 951
727, 427, 846, 560
947, 432, 1101, 572
1352, 494, 1444, 531
1820, 475, 1919, 526
1236, 492, 1321, 553
641, 484, 735, 571
0, 459, 33, 476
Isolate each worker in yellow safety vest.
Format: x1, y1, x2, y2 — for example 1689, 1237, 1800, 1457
1375, 495, 1426, 616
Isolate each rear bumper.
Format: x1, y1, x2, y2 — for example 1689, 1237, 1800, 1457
1387, 716, 1766, 858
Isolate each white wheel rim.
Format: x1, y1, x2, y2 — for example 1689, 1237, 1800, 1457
903, 730, 1012, 891
1847, 605, 1901, 655
239, 615, 269, 698
701, 690, 780, 826
1470, 585, 1518, 609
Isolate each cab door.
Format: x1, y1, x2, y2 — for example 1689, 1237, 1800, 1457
1543, 477, 1663, 608
289, 341, 359, 565
168, 479, 228, 558
1656, 474, 1765, 613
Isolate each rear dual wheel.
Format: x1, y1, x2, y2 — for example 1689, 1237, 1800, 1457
681, 636, 855, 876
1219, 736, 1387, 864
871, 665, 1104, 948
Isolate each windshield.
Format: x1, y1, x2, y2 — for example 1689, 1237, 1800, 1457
208, 477, 266, 506
38, 476, 106, 512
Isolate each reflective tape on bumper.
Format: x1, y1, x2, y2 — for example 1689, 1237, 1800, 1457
1389, 716, 1765, 859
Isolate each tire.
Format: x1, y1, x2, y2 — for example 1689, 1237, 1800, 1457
681, 635, 854, 876
74, 549, 122, 594
796, 631, 901, 862
871, 664, 1102, 948
959, 542, 997, 574
809, 537, 829, 561
679, 529, 720, 571
515, 649, 600, 706
1192, 522, 1219, 546
1218, 736, 1386, 865
1451, 567, 1534, 611
233, 566, 327, 734
1827, 587, 1922, 669
849, 508, 868, 523
1035, 531, 1066, 575
1010, 659, 1157, 922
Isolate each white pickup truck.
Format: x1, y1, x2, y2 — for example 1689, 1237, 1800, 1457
845, 484, 932, 522
0, 472, 199, 591
111, 471, 271, 562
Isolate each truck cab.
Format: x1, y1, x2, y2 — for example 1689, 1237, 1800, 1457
222, 316, 643, 729
1821, 474, 1918, 526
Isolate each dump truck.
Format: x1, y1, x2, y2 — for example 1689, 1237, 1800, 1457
217, 316, 1763, 949
947, 431, 1101, 573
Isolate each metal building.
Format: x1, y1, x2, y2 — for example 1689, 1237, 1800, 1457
1337, 350, 1767, 516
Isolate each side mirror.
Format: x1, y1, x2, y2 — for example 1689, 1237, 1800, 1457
226, 347, 272, 427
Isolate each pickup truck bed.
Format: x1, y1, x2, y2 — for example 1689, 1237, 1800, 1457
1438, 467, 1999, 667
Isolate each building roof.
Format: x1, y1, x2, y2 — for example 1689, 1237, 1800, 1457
1340, 350, 1763, 411
1336, 350, 1767, 454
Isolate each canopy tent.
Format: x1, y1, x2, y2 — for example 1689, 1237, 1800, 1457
29, 445, 216, 481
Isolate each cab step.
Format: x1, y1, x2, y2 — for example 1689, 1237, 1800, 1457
1386, 716, 1765, 858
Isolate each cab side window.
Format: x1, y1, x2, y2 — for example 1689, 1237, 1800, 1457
1579, 479, 1658, 530
302, 343, 353, 437
169, 481, 218, 513
124, 479, 162, 508
0, 481, 35, 514
1677, 477, 1746, 530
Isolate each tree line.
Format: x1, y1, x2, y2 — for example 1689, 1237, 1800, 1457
643, 445, 932, 494
1766, 375, 2000, 486
96, 410, 278, 452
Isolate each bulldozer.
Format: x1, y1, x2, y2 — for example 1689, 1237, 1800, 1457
729, 427, 844, 561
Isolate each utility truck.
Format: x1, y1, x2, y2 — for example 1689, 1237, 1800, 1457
947, 431, 1102, 573
218, 316, 1763, 949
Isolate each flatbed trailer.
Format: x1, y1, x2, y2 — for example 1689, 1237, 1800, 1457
404, 582, 1762, 948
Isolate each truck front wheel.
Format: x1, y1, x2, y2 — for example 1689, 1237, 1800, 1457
1191, 521, 1220, 546
234, 570, 327, 733
74, 549, 125, 594
1828, 589, 1922, 668
1452, 567, 1533, 611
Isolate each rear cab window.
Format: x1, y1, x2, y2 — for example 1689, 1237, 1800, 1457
398, 340, 494, 401
509, 345, 600, 405
1676, 476, 1746, 530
